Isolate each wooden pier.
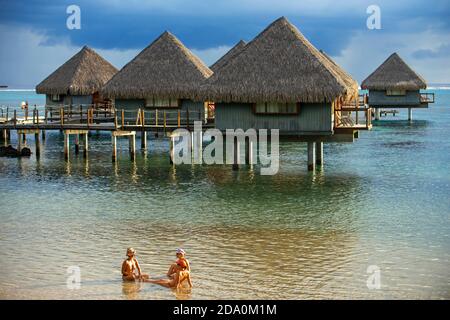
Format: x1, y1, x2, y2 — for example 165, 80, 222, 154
1, 100, 371, 171
0, 104, 211, 161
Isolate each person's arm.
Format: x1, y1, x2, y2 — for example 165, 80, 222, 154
121, 261, 126, 275
186, 260, 191, 272
187, 273, 193, 288
134, 258, 143, 277
167, 264, 175, 277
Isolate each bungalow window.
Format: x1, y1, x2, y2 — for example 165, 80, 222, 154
386, 90, 406, 96
51, 94, 62, 102
253, 102, 299, 115
145, 97, 180, 108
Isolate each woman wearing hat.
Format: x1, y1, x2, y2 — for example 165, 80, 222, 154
147, 257, 192, 289
167, 248, 190, 279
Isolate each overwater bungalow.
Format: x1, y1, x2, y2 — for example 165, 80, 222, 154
102, 31, 213, 123
361, 52, 434, 121
199, 17, 370, 170
36, 46, 118, 107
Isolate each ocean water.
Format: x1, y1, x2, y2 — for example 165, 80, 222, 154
0, 90, 449, 299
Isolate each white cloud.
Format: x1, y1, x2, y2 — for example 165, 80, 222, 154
332, 29, 450, 83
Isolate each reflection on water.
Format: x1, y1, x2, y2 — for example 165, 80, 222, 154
0, 100, 450, 299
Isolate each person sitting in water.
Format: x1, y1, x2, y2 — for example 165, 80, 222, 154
121, 248, 149, 281
147, 258, 192, 289
167, 248, 190, 279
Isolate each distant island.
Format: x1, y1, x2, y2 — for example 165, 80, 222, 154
0, 85, 8, 88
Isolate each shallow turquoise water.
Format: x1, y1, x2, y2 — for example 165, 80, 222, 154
0, 90, 449, 299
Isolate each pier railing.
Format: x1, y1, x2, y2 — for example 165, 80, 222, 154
1, 104, 204, 132
420, 93, 434, 103
334, 94, 372, 130
116, 108, 203, 130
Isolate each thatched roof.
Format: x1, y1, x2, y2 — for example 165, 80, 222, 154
210, 40, 246, 72
198, 17, 358, 103
361, 53, 426, 90
102, 31, 213, 99
36, 46, 118, 95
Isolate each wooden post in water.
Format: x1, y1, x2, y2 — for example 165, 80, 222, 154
141, 131, 147, 150
129, 134, 136, 161
141, 109, 146, 150
307, 141, 316, 171
112, 134, 117, 162
408, 108, 413, 121
35, 131, 41, 158
191, 131, 195, 161
169, 134, 174, 165
64, 131, 69, 161
83, 133, 88, 158
232, 138, 239, 171
245, 137, 254, 166
74, 134, 80, 155
315, 141, 323, 166
17, 131, 22, 151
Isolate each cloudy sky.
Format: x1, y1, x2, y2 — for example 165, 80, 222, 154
0, 0, 449, 88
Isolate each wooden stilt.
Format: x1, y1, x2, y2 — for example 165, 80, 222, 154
315, 141, 323, 166
233, 138, 239, 171
197, 130, 203, 164
64, 132, 69, 160
74, 134, 80, 155
41, 130, 46, 141
246, 138, 254, 165
112, 135, 117, 162
141, 131, 147, 150
35, 132, 40, 158
83, 133, 88, 158
191, 132, 195, 161
169, 135, 174, 165
129, 134, 135, 161
18, 131, 22, 151
408, 108, 412, 121
307, 141, 316, 171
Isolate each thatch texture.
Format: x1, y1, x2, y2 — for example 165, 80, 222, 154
361, 53, 426, 90
36, 46, 118, 95
210, 40, 246, 72
198, 17, 358, 103
102, 31, 213, 99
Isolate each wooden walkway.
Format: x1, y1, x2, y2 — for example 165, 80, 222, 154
0, 105, 214, 162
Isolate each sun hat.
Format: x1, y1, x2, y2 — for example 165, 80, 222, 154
176, 248, 186, 255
